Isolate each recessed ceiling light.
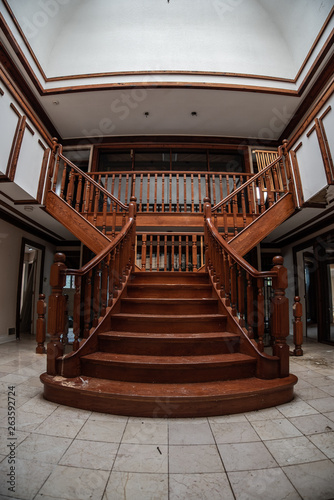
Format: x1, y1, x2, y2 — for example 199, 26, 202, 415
144, 112, 149, 117
53, 100, 59, 105
191, 111, 197, 116
23, 206, 34, 211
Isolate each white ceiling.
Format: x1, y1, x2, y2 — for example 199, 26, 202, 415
0, 0, 333, 141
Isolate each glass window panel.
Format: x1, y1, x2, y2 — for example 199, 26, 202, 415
209, 150, 245, 172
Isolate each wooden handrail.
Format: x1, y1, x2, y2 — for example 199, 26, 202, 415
57, 147, 129, 212
212, 154, 283, 212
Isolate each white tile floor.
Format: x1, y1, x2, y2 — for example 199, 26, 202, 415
0, 336, 334, 500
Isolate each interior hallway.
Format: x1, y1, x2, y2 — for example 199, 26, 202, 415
0, 337, 334, 500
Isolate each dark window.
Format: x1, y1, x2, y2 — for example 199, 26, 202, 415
209, 150, 245, 172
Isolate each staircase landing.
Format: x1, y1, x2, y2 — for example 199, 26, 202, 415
41, 272, 297, 417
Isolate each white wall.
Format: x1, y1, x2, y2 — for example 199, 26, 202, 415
5, 0, 332, 82
0, 218, 55, 344
0, 83, 49, 199
290, 92, 334, 203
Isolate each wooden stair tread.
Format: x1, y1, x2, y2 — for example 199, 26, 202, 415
41, 373, 297, 400
82, 352, 254, 365
121, 298, 217, 304
112, 313, 226, 320
98, 331, 239, 340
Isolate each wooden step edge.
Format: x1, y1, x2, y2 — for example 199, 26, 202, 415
98, 331, 240, 340
40, 373, 298, 417
121, 297, 218, 303
127, 283, 212, 288
81, 352, 256, 365
112, 313, 226, 320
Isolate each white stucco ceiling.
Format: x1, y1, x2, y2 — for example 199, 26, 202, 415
0, 0, 333, 140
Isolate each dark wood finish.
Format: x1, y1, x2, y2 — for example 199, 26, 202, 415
6, 112, 25, 181
36, 294, 46, 353
36, 145, 50, 204
292, 296, 303, 356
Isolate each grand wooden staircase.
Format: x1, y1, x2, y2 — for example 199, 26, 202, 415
41, 271, 297, 417
39, 141, 300, 417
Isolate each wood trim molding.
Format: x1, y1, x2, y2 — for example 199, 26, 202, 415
6, 113, 26, 182
0, 87, 4, 96
37, 147, 50, 204
290, 149, 304, 206
2, 0, 333, 91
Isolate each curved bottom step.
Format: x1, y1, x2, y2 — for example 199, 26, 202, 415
40, 373, 298, 418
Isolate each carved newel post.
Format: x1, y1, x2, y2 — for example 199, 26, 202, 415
271, 256, 289, 377
292, 296, 303, 356
36, 294, 46, 354
47, 252, 67, 375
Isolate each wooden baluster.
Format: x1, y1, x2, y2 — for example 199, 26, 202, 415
162, 173, 165, 212
240, 175, 247, 228
141, 234, 147, 270
156, 235, 160, 271
212, 174, 216, 206
66, 167, 75, 206
258, 177, 265, 213
191, 174, 194, 213
230, 262, 237, 316
246, 273, 254, 339
59, 161, 67, 200
232, 175, 238, 235
47, 253, 66, 374
82, 179, 90, 219
93, 184, 99, 228
125, 173, 129, 204
169, 173, 172, 212
63, 294, 69, 347
88, 181, 94, 212
45, 138, 58, 200
139, 174, 143, 212
183, 174, 187, 212
257, 277, 265, 352
149, 235, 153, 271
171, 235, 175, 271
108, 249, 116, 305
83, 270, 92, 338
272, 163, 280, 198
146, 173, 151, 211
278, 145, 288, 192
176, 174, 180, 212
271, 256, 290, 377
247, 181, 256, 219
237, 265, 245, 327
72, 275, 81, 351
282, 139, 293, 193
292, 296, 303, 356
200, 235, 204, 268
111, 173, 115, 198
178, 235, 182, 272
164, 235, 168, 271
51, 145, 60, 192
224, 252, 230, 306
185, 235, 189, 271
265, 169, 274, 207
222, 204, 228, 240
192, 235, 198, 271
198, 174, 202, 212
154, 174, 158, 212
36, 293, 46, 354
113, 245, 120, 294
102, 193, 107, 234
226, 174, 230, 212
119, 239, 125, 282
100, 260, 108, 318
117, 173, 122, 201
219, 174, 223, 204
75, 174, 83, 213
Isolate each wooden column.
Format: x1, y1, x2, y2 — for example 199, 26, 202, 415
271, 256, 290, 377
36, 294, 46, 354
292, 296, 303, 356
46, 253, 67, 375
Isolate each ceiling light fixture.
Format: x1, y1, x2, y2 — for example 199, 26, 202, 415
191, 111, 197, 116
23, 206, 34, 211
52, 100, 59, 105
144, 112, 149, 117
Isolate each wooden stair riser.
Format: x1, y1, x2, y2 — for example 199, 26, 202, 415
98, 333, 240, 356
120, 298, 219, 315
126, 284, 213, 299
110, 315, 227, 333
81, 356, 256, 383
130, 272, 209, 284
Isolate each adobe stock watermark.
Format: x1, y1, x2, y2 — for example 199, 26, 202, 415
21, 0, 72, 40
212, 0, 245, 18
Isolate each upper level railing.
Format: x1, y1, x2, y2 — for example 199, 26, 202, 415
211, 141, 294, 238
88, 170, 253, 213
45, 141, 129, 236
